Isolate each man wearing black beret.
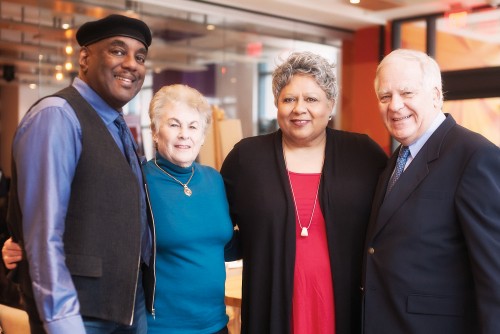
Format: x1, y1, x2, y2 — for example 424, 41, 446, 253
5, 14, 154, 334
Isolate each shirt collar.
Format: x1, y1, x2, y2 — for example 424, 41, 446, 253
408, 112, 446, 158
72, 77, 121, 126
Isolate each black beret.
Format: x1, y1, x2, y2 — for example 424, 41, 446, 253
76, 14, 152, 49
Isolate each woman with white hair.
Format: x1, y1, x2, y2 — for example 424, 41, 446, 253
143, 84, 238, 334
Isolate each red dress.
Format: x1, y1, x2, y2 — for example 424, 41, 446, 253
289, 171, 336, 334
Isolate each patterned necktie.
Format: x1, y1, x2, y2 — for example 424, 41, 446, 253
114, 114, 150, 263
386, 145, 410, 194
114, 114, 140, 169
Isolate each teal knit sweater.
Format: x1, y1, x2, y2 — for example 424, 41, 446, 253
144, 153, 233, 333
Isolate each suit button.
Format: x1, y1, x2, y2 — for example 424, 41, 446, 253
368, 247, 375, 254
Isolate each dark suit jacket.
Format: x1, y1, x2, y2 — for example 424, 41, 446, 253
362, 114, 500, 334
221, 128, 387, 334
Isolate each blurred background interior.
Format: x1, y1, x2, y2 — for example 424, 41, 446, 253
0, 0, 499, 173
0, 1, 499, 333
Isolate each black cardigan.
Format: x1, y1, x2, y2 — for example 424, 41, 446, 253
220, 128, 387, 334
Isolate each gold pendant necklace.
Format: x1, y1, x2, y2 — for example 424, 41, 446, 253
154, 157, 194, 196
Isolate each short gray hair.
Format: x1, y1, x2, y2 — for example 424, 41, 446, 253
149, 84, 212, 135
272, 51, 338, 107
374, 49, 443, 106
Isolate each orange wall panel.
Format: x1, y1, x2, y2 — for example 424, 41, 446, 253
341, 26, 391, 154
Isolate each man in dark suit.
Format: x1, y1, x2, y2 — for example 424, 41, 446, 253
362, 48, 500, 334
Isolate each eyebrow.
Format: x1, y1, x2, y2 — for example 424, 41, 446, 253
168, 117, 200, 125
378, 86, 417, 94
397, 86, 417, 91
109, 39, 148, 54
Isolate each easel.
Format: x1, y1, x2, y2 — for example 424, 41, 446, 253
198, 105, 243, 170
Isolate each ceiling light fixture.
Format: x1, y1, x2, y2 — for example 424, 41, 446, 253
350, 0, 360, 4
445, 3, 469, 29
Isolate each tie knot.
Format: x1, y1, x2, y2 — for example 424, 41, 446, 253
114, 114, 127, 127
399, 146, 410, 159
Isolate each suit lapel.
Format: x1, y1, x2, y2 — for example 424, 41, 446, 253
369, 114, 457, 239
374, 152, 429, 234
364, 158, 394, 241
371, 153, 396, 215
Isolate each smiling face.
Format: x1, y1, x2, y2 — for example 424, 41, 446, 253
153, 102, 206, 167
79, 36, 148, 110
375, 57, 441, 146
277, 74, 334, 147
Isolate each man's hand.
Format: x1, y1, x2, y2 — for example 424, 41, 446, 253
2, 237, 23, 270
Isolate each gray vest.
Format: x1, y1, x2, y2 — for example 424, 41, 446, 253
8, 86, 144, 327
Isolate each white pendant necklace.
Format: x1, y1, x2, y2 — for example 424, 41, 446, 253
283, 152, 322, 237
154, 157, 194, 196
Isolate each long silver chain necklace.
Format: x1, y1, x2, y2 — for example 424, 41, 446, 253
283, 151, 322, 237
154, 157, 194, 196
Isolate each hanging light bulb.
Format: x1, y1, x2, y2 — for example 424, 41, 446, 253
65, 45, 73, 55
54, 64, 64, 81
